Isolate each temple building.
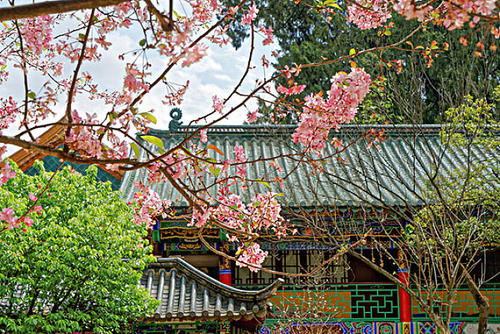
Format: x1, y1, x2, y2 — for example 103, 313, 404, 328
120, 120, 500, 334
9, 119, 500, 334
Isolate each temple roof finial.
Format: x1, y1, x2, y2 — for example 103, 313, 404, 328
168, 108, 183, 132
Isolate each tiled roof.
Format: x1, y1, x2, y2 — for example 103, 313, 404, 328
8, 124, 124, 183
141, 258, 282, 321
120, 124, 498, 210
8, 124, 65, 171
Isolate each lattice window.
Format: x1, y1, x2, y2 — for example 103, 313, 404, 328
233, 250, 348, 286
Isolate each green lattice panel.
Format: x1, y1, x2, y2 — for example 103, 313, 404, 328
348, 286, 399, 319
411, 284, 500, 322
264, 284, 399, 321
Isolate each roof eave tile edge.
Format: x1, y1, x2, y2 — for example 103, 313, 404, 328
152, 258, 282, 301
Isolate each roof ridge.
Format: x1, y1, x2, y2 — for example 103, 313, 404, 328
144, 124, 448, 138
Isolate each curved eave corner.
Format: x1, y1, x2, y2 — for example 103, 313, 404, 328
140, 257, 283, 322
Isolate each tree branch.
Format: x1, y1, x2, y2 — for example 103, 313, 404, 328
0, 0, 129, 21
0, 134, 136, 165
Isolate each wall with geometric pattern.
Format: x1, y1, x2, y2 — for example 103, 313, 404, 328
258, 322, 500, 334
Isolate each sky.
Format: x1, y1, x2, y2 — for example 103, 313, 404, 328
1, 5, 277, 154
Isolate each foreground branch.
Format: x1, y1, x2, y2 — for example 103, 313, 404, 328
0, 135, 136, 165
0, 0, 129, 21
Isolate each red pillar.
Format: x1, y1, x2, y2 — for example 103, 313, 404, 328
397, 248, 412, 323
219, 242, 232, 286
397, 268, 412, 322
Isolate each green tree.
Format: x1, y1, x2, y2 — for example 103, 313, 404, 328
0, 163, 159, 333
227, 1, 498, 124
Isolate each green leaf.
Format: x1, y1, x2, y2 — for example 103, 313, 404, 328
130, 143, 140, 159
207, 164, 220, 177
206, 157, 217, 164
349, 48, 356, 56
139, 39, 146, 47
324, 0, 342, 9
109, 111, 118, 122
256, 179, 271, 190
139, 112, 157, 124
27, 91, 36, 99
140, 135, 164, 150
384, 30, 392, 36
78, 33, 86, 41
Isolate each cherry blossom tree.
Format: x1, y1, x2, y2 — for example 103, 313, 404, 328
0, 0, 498, 270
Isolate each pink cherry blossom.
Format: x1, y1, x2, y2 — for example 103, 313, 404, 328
247, 110, 261, 123
131, 183, 171, 227
20, 216, 33, 228
191, 206, 211, 227
212, 95, 224, 114
18, 15, 54, 55
277, 83, 306, 96
258, 24, 274, 45
29, 193, 37, 201
0, 97, 18, 134
0, 207, 18, 229
0, 161, 16, 185
200, 129, 208, 143
241, 4, 259, 25
347, 0, 391, 30
182, 44, 208, 67
233, 145, 247, 164
236, 243, 268, 271
124, 63, 149, 93
189, 191, 287, 270
292, 67, 371, 153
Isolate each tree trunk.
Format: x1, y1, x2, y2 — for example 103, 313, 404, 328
458, 263, 489, 334
465, 278, 489, 334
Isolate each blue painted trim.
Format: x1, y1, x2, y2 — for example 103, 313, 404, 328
219, 270, 232, 274
397, 268, 408, 273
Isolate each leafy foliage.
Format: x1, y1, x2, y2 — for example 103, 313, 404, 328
0, 163, 159, 333
407, 87, 499, 266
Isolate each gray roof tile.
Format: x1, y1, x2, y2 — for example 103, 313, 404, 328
120, 125, 498, 211
141, 258, 282, 321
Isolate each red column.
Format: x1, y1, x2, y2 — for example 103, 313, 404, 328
219, 242, 232, 286
397, 268, 412, 322
397, 248, 412, 323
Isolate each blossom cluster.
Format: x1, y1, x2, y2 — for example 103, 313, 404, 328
0, 161, 16, 185
18, 15, 54, 56
0, 192, 41, 230
346, 0, 499, 33
190, 192, 286, 271
130, 183, 171, 227
292, 67, 371, 153
347, 0, 391, 30
236, 243, 268, 272
64, 111, 129, 166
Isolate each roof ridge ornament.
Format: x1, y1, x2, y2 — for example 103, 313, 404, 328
168, 108, 183, 133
